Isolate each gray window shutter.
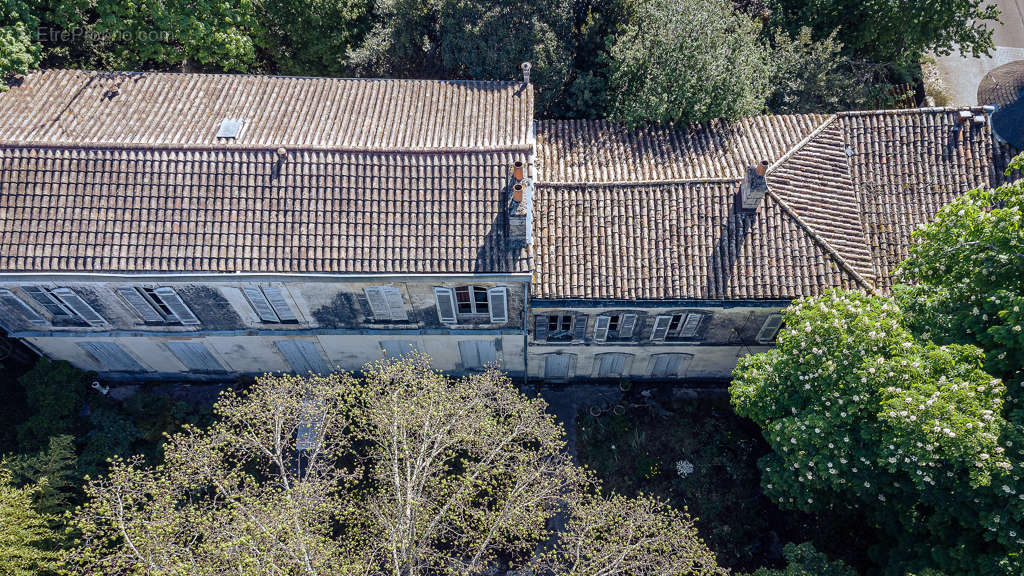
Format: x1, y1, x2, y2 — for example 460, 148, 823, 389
364, 287, 390, 320
243, 285, 279, 322
117, 287, 163, 322
757, 313, 784, 343
0, 289, 46, 325
544, 354, 570, 379
487, 287, 508, 323
679, 313, 705, 338
380, 340, 418, 357
459, 340, 481, 370
534, 315, 549, 341
276, 340, 329, 374
572, 314, 588, 341
382, 287, 408, 321
154, 287, 200, 325
78, 341, 144, 372
166, 341, 225, 372
651, 354, 688, 378
434, 287, 457, 324
477, 340, 498, 366
23, 286, 71, 317
593, 315, 611, 342
51, 288, 108, 326
651, 315, 671, 341
619, 313, 637, 338
262, 286, 298, 322
596, 354, 622, 377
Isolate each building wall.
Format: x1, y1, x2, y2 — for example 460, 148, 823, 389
0, 276, 529, 379
526, 301, 786, 381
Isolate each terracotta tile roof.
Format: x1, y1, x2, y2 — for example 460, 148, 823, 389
535, 114, 826, 183
0, 146, 530, 273
839, 108, 1003, 292
533, 108, 1004, 299
532, 182, 865, 300
0, 69, 533, 151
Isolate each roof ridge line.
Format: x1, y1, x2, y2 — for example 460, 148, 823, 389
30, 68, 526, 86
761, 114, 876, 294
836, 105, 991, 117
537, 177, 742, 188
0, 142, 534, 155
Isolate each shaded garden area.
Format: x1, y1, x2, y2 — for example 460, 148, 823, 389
576, 388, 876, 574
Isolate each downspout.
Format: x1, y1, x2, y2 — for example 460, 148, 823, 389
523, 278, 530, 386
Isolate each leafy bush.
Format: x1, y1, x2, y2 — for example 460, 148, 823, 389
744, 542, 855, 576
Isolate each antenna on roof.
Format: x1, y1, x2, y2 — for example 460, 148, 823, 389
521, 62, 531, 85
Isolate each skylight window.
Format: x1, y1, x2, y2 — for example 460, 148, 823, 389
216, 119, 244, 139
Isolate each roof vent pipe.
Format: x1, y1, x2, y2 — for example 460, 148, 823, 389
755, 159, 769, 177
277, 147, 288, 158
521, 62, 531, 85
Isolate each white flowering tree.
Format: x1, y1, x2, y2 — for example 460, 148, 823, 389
897, 154, 1024, 422
731, 289, 1022, 575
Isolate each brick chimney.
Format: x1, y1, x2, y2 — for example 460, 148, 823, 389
508, 160, 533, 247
739, 161, 769, 211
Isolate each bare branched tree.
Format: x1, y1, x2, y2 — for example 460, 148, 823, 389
71, 373, 368, 576
354, 355, 581, 576
70, 356, 723, 576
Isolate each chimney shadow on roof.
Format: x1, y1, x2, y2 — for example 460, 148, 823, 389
472, 209, 512, 273
702, 185, 756, 299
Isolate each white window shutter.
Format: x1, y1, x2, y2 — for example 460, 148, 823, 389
593, 315, 611, 342
619, 313, 637, 338
51, 288, 108, 326
117, 287, 163, 322
364, 287, 390, 320
0, 289, 46, 325
262, 286, 297, 322
487, 287, 508, 323
434, 287, 457, 324
154, 287, 200, 325
382, 287, 408, 321
679, 313, 705, 338
757, 313, 784, 343
243, 285, 279, 322
650, 315, 671, 341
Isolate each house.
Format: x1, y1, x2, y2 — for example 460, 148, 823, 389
0, 69, 1013, 381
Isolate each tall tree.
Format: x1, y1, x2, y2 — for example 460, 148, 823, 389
897, 156, 1024, 419
731, 289, 1022, 575
767, 0, 999, 64
347, 0, 573, 115
606, 0, 769, 126
0, 0, 40, 88
70, 356, 724, 575
0, 468, 62, 576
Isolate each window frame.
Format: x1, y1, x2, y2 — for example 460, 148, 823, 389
454, 285, 491, 316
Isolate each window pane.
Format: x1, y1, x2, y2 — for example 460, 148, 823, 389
473, 287, 489, 313
560, 315, 572, 332
668, 314, 682, 332
548, 316, 559, 332
608, 314, 620, 331
455, 287, 472, 313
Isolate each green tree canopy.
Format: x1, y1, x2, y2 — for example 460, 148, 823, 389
767, 0, 999, 64
0, 468, 61, 576
347, 0, 573, 115
606, 0, 769, 126
897, 158, 1024, 421
731, 289, 1023, 575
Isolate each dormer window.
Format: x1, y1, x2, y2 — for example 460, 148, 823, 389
651, 312, 708, 341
